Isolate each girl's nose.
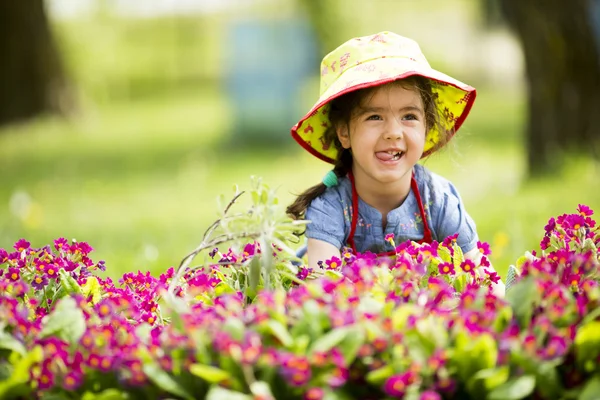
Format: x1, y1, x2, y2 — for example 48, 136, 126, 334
384, 120, 404, 140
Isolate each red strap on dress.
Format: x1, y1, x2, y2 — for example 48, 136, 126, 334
346, 171, 433, 256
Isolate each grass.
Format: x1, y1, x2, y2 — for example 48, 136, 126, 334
1, 10, 598, 281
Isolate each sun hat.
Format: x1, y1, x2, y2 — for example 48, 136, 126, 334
291, 31, 477, 164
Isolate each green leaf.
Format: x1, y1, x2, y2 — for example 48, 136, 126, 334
81, 276, 102, 304
0, 346, 42, 399
366, 364, 395, 385
58, 268, 83, 296
0, 331, 26, 356
467, 366, 509, 398
575, 321, 600, 369
453, 243, 464, 270
453, 274, 467, 293
438, 245, 452, 263
249, 381, 274, 398
338, 326, 365, 365
222, 317, 245, 342
578, 375, 600, 400
39, 297, 86, 344
81, 389, 130, 400
264, 320, 293, 348
206, 386, 253, 400
142, 360, 194, 400
248, 257, 261, 293
452, 332, 498, 384
309, 327, 351, 355
189, 364, 231, 383
506, 276, 537, 329
488, 375, 536, 400
535, 362, 563, 399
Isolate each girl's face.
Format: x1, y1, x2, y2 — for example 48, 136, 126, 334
336, 83, 427, 188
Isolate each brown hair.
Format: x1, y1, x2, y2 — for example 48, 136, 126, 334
286, 76, 446, 220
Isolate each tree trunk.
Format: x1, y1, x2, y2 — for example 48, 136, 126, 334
499, 0, 600, 176
0, 0, 73, 126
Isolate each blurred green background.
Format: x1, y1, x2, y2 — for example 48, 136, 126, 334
1, 0, 599, 280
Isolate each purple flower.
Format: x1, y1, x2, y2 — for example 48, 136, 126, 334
31, 274, 48, 290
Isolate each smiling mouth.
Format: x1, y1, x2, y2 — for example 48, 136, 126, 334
376, 150, 405, 162
389, 151, 404, 161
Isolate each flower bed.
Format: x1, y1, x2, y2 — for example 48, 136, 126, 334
0, 181, 599, 400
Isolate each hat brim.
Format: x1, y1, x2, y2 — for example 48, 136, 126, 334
291, 57, 476, 164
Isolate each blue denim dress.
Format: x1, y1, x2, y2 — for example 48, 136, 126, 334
305, 164, 479, 254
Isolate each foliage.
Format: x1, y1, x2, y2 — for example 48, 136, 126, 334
0, 179, 599, 399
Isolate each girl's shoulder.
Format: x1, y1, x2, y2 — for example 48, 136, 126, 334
413, 164, 463, 203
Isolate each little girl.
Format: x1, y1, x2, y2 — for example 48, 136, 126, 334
287, 32, 504, 295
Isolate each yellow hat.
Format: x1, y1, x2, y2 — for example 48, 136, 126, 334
291, 31, 476, 164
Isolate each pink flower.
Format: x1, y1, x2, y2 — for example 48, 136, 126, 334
62, 370, 83, 390
325, 256, 342, 270
385, 233, 395, 246
304, 388, 324, 400
477, 241, 491, 256
460, 260, 476, 276
577, 204, 593, 217
438, 262, 455, 275
13, 239, 30, 252
7, 267, 20, 282
383, 372, 415, 397
420, 391, 442, 400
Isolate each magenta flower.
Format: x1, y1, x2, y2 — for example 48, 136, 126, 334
281, 354, 311, 386
7, 267, 20, 282
383, 372, 414, 397
477, 241, 491, 256
325, 256, 342, 270
37, 366, 54, 390
43, 263, 59, 279
0, 248, 8, 264
542, 335, 568, 360
296, 266, 312, 281
53, 237, 69, 251
442, 233, 459, 248
438, 262, 455, 275
484, 269, 501, 284
460, 260, 476, 276
13, 239, 30, 253
578, 204, 593, 217
420, 391, 442, 400
385, 233, 395, 246
304, 387, 324, 400
63, 370, 83, 390
544, 217, 556, 234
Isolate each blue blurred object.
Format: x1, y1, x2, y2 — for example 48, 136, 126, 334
224, 19, 318, 144
592, 0, 600, 57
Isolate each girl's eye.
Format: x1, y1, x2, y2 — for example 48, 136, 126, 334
403, 114, 418, 121
366, 114, 382, 121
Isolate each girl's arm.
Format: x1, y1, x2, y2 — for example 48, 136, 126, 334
464, 248, 506, 298
307, 238, 341, 270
